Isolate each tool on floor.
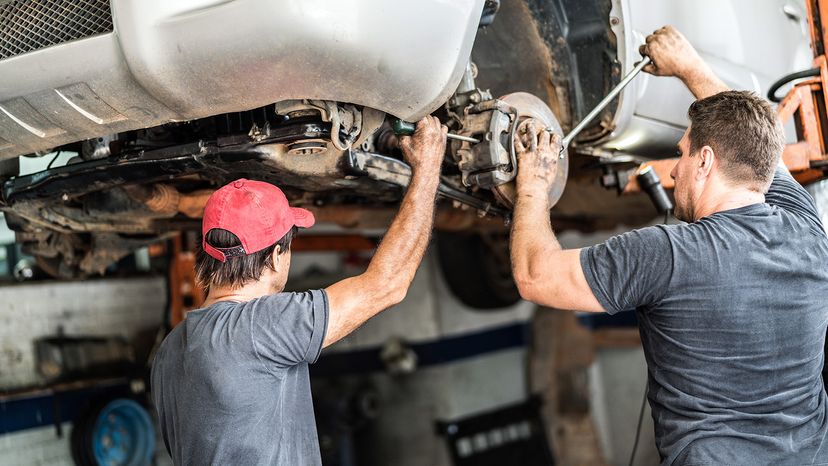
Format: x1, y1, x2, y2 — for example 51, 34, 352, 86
392, 119, 481, 144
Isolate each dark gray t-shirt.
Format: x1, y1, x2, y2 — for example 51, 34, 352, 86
151, 290, 329, 465
582, 168, 828, 465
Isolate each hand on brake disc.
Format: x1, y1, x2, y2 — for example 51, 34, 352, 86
514, 118, 561, 196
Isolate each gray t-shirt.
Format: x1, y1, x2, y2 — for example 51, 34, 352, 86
151, 290, 329, 465
581, 168, 828, 465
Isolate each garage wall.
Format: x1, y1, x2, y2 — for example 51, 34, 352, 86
0, 422, 74, 466
0, 277, 166, 389
0, 276, 168, 466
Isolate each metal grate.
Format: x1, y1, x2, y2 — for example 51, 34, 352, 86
0, 0, 113, 60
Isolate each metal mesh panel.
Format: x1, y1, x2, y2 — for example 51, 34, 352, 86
0, 0, 113, 60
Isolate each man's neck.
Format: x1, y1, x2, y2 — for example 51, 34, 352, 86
203, 280, 278, 307
694, 185, 765, 221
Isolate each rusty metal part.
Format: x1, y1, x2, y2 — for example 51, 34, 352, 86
287, 140, 327, 155
291, 235, 377, 252
492, 92, 568, 209
177, 190, 214, 218
453, 98, 518, 189
123, 185, 215, 219
169, 233, 205, 328
123, 181, 506, 232
123, 184, 180, 215
307, 205, 507, 232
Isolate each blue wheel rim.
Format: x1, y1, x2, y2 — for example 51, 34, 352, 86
91, 399, 155, 466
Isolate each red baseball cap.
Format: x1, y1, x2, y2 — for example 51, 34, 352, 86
202, 179, 315, 262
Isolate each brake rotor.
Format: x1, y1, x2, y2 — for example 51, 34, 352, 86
493, 92, 568, 210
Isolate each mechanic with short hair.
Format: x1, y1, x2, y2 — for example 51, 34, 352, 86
151, 116, 447, 465
510, 26, 828, 464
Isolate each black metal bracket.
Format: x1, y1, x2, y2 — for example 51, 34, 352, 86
346, 150, 509, 217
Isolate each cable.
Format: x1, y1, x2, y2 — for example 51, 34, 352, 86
767, 68, 820, 103
628, 384, 648, 466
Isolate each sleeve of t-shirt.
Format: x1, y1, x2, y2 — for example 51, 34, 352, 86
579, 225, 673, 315
250, 289, 329, 373
765, 166, 823, 230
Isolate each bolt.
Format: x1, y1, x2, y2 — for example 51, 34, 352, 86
610, 16, 620, 26
470, 93, 481, 103
61, 193, 69, 201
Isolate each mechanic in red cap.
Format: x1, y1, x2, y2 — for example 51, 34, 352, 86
151, 116, 447, 465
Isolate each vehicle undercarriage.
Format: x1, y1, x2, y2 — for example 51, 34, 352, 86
0, 0, 667, 306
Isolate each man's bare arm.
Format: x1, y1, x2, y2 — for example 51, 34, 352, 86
323, 116, 446, 347
509, 121, 604, 312
640, 26, 729, 100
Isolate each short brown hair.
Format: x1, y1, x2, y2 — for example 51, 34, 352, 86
687, 91, 784, 191
195, 226, 297, 290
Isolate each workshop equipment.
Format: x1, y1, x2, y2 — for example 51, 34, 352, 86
392, 119, 481, 144
772, 0, 828, 184
636, 165, 673, 214
621, 0, 828, 195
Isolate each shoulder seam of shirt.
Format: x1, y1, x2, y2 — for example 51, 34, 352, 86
250, 301, 281, 378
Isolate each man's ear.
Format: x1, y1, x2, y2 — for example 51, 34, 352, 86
697, 145, 716, 180
271, 244, 282, 271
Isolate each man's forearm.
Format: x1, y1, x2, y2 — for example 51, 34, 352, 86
510, 187, 561, 284
681, 66, 729, 100
365, 170, 439, 302
322, 170, 439, 347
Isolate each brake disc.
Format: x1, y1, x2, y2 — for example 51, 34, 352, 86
492, 92, 568, 210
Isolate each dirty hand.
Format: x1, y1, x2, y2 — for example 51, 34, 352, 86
514, 119, 561, 196
639, 25, 705, 80
399, 115, 448, 175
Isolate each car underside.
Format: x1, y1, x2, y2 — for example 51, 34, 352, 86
1, 0, 804, 307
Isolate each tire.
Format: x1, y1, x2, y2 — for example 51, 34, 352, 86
435, 231, 521, 310
71, 397, 156, 466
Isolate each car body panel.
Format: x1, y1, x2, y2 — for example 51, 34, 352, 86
0, 0, 484, 160
601, 0, 811, 156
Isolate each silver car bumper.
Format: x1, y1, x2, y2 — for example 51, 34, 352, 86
0, 0, 484, 160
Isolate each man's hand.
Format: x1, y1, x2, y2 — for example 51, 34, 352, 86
639, 26, 705, 80
399, 115, 447, 175
514, 118, 561, 207
509, 120, 604, 313
639, 25, 728, 99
